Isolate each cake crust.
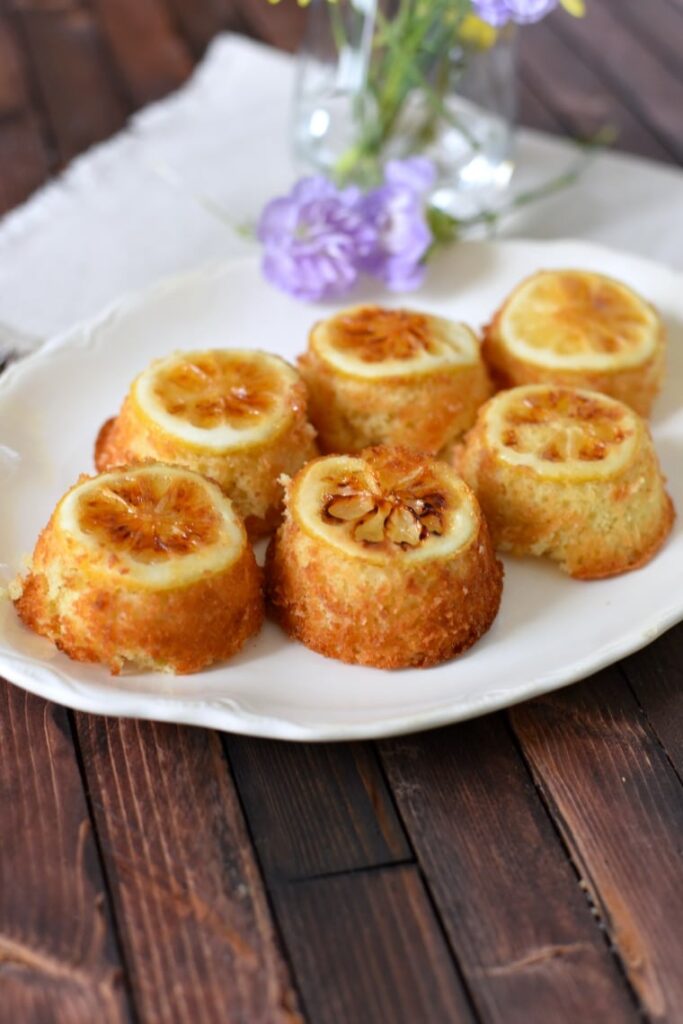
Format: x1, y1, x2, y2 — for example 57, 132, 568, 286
456, 385, 674, 579
95, 350, 318, 538
266, 445, 503, 668
14, 465, 264, 674
482, 270, 666, 416
299, 306, 492, 455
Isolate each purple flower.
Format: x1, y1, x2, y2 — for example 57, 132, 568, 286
472, 0, 557, 26
257, 177, 377, 301
357, 158, 436, 292
257, 158, 438, 300
384, 155, 437, 194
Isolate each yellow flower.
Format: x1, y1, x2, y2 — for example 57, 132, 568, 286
458, 13, 498, 50
560, 0, 586, 15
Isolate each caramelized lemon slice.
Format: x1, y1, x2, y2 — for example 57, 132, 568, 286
293, 448, 476, 565
485, 385, 638, 482
267, 445, 502, 667
499, 270, 660, 372
310, 305, 480, 379
133, 350, 300, 450
58, 464, 245, 588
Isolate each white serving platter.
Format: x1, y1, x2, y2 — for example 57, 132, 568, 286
0, 240, 681, 740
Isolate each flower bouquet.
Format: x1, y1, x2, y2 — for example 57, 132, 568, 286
260, 0, 587, 301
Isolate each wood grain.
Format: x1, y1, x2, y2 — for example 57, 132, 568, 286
94, 0, 192, 106
518, 18, 673, 161
620, 624, 683, 779
74, 715, 301, 1024
272, 866, 476, 1024
237, 0, 307, 53
381, 715, 638, 1024
604, 0, 683, 84
518, 78, 562, 135
1, 4, 683, 1023
226, 737, 410, 882
15, 0, 128, 165
163, 0, 241, 55
0, 14, 49, 213
0, 685, 131, 1024
550, 0, 683, 163
511, 670, 683, 1021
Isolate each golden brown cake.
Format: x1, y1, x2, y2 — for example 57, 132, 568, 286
456, 384, 674, 579
12, 464, 263, 674
482, 269, 666, 416
95, 349, 318, 537
298, 305, 492, 455
266, 445, 503, 668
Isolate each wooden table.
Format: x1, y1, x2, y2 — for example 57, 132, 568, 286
1, 2, 682, 1021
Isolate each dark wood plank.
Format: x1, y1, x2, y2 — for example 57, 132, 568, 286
237, 0, 307, 53
226, 737, 410, 882
604, 0, 683, 85
163, 0, 241, 55
16, 0, 128, 165
518, 78, 563, 135
550, 0, 683, 163
94, 0, 193, 106
272, 867, 476, 1024
518, 18, 673, 162
381, 715, 638, 1024
74, 715, 301, 1024
621, 624, 683, 779
0, 14, 50, 214
0, 685, 131, 1024
510, 670, 683, 1022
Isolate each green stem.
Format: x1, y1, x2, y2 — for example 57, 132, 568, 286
332, 0, 491, 185
426, 144, 598, 251
328, 0, 348, 56
334, 0, 474, 183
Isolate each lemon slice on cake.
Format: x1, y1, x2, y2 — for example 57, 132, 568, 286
266, 445, 502, 668
13, 465, 263, 674
61, 464, 243, 586
312, 305, 480, 378
457, 384, 674, 579
298, 306, 492, 455
95, 349, 318, 537
293, 450, 476, 566
483, 270, 665, 415
485, 385, 638, 483
134, 350, 297, 450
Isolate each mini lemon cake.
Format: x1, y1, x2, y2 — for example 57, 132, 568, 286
95, 349, 318, 537
482, 270, 666, 416
298, 305, 492, 455
12, 465, 263, 674
266, 445, 503, 668
456, 385, 674, 579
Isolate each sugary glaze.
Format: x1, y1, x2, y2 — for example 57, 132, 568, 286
293, 450, 476, 565
133, 349, 301, 451
13, 465, 263, 674
497, 270, 661, 372
299, 306, 492, 455
456, 385, 674, 579
95, 349, 318, 538
484, 385, 638, 482
310, 305, 481, 379
58, 464, 245, 588
266, 445, 503, 668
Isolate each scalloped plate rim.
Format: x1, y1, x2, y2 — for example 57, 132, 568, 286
1, 238, 681, 741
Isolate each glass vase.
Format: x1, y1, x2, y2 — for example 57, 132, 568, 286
293, 0, 517, 221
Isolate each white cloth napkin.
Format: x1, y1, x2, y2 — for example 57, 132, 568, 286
0, 33, 681, 347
